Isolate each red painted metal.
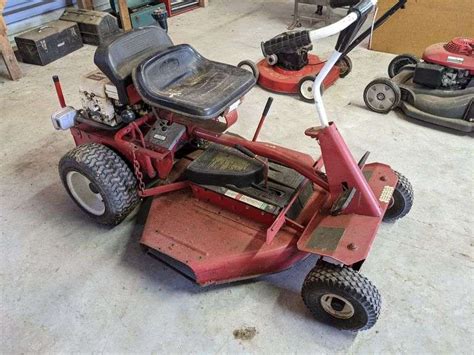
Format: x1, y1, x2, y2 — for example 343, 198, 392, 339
140, 181, 190, 197
52, 75, 66, 108
126, 85, 143, 105
297, 163, 397, 265
266, 179, 309, 244
307, 123, 382, 217
140, 189, 309, 285
423, 38, 474, 74
257, 55, 341, 94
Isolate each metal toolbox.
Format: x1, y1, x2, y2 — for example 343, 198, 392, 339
14, 20, 83, 66
60, 8, 121, 46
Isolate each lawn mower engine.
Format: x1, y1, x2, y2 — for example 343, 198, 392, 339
414, 38, 474, 90
262, 31, 313, 71
78, 70, 146, 127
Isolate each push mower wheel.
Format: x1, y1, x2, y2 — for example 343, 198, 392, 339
383, 171, 414, 222
59, 143, 140, 225
336, 55, 353, 78
302, 262, 381, 331
388, 54, 419, 78
298, 76, 324, 103
237, 60, 259, 81
363, 78, 401, 114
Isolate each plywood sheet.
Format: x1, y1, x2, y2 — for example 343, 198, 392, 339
372, 0, 474, 55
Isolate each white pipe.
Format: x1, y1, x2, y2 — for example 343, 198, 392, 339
308, 12, 359, 128
312, 50, 342, 127
309, 11, 358, 42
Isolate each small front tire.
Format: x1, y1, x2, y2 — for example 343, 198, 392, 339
302, 262, 381, 331
383, 171, 414, 222
364, 78, 401, 114
298, 76, 324, 103
59, 143, 140, 225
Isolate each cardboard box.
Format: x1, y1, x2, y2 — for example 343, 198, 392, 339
371, 0, 474, 56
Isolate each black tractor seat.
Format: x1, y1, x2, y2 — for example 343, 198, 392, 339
132, 44, 256, 119
94, 26, 174, 105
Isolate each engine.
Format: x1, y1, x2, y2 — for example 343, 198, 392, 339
417, 37, 474, 90
413, 63, 471, 90
79, 70, 145, 126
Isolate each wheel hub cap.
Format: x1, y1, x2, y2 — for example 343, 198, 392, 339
66, 171, 105, 216
301, 80, 314, 99
320, 293, 355, 319
367, 83, 396, 110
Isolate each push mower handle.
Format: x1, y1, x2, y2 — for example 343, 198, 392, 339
261, 0, 376, 57
329, 0, 359, 8
310, 0, 377, 128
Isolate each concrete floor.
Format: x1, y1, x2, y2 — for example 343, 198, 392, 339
1, 0, 473, 353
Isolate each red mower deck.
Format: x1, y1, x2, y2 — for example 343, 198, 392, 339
257, 55, 341, 94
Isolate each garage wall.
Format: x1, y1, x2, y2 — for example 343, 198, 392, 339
4, 0, 111, 39
372, 0, 474, 55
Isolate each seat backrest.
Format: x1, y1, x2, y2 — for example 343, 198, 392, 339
94, 26, 173, 104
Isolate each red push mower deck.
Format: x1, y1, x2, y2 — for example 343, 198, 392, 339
364, 37, 474, 132
238, 0, 407, 102
51, 0, 413, 332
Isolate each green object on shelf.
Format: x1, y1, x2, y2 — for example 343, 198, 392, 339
110, 1, 167, 29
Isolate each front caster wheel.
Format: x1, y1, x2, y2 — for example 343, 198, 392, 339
59, 143, 140, 225
237, 60, 259, 81
336, 55, 352, 78
388, 54, 419, 78
364, 78, 401, 114
383, 171, 414, 222
302, 262, 381, 331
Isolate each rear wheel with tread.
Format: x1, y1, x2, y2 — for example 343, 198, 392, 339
384, 171, 414, 222
337, 55, 353, 78
302, 262, 381, 331
388, 54, 419, 78
59, 143, 140, 225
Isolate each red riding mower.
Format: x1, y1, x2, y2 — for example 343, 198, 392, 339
364, 37, 474, 132
237, 0, 407, 102
51, 0, 413, 331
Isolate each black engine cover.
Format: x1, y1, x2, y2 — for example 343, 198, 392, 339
277, 47, 310, 71
413, 63, 445, 89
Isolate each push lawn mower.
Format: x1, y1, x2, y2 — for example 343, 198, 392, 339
237, 0, 407, 102
364, 37, 474, 132
51, 0, 413, 331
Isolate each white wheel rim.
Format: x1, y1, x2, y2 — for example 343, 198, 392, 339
66, 171, 105, 216
300, 80, 314, 100
320, 293, 355, 319
366, 83, 397, 111
240, 64, 253, 74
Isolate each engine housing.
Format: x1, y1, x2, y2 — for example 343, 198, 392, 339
79, 70, 121, 126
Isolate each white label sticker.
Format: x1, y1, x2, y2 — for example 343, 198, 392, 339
224, 190, 270, 210
153, 134, 166, 141
379, 186, 395, 203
